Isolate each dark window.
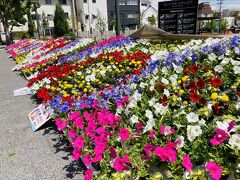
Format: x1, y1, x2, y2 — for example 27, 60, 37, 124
83, 0, 87, 3
47, 14, 53, 21
92, 0, 96, 3
119, 0, 125, 5
45, 0, 52, 4
65, 12, 69, 18
127, 0, 138, 5
141, 3, 147, 6
61, 0, 67, 5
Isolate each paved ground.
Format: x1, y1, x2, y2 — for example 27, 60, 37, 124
0, 50, 84, 180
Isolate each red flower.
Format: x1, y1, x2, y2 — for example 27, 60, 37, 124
197, 79, 205, 89
190, 92, 201, 102
211, 78, 222, 87
189, 65, 199, 74
198, 97, 207, 105
189, 81, 197, 91
133, 69, 141, 75
162, 95, 168, 106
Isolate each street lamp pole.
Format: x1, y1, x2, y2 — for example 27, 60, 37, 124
31, 0, 41, 38
115, 0, 120, 36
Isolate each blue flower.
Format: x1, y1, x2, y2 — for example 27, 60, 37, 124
59, 103, 69, 113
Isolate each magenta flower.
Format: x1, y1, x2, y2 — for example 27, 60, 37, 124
118, 127, 130, 141
182, 155, 193, 171
68, 111, 80, 121
83, 111, 95, 122
68, 129, 76, 139
116, 102, 123, 108
210, 128, 229, 145
121, 96, 129, 103
228, 120, 235, 132
144, 143, 154, 157
113, 154, 130, 172
72, 136, 84, 150
83, 154, 92, 166
206, 162, 222, 180
154, 146, 168, 161
55, 118, 68, 131
160, 126, 176, 136
149, 130, 156, 139
84, 169, 93, 180
72, 149, 81, 160
109, 146, 117, 158
73, 117, 84, 129
154, 145, 177, 163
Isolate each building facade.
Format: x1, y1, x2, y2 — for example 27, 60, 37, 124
107, 0, 140, 31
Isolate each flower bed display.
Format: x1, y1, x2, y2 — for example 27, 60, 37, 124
7, 36, 240, 180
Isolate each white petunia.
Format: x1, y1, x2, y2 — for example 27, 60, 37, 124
175, 136, 185, 149
155, 103, 168, 115
161, 77, 169, 85
186, 112, 199, 123
199, 119, 206, 126
143, 118, 155, 133
148, 97, 157, 107
169, 74, 178, 85
130, 115, 139, 124
214, 65, 223, 73
164, 89, 170, 97
220, 57, 230, 65
209, 53, 217, 61
233, 66, 240, 74
145, 109, 153, 119
162, 67, 168, 75
132, 91, 142, 101
229, 134, 240, 150
187, 125, 202, 142
173, 64, 183, 74
216, 120, 231, 132
140, 82, 147, 88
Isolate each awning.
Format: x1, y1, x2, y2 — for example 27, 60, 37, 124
129, 25, 233, 40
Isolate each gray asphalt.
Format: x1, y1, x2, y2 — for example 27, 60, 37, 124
0, 50, 84, 180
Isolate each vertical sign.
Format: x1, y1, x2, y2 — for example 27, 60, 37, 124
158, 0, 198, 34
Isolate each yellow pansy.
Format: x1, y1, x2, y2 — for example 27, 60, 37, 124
211, 92, 218, 100
182, 76, 189, 82
179, 89, 184, 95
221, 94, 229, 102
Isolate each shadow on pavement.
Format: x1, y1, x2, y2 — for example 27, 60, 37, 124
42, 124, 85, 179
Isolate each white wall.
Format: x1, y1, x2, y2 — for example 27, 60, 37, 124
81, 0, 108, 31
11, 0, 73, 32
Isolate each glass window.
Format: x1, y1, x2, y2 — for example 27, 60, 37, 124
92, 0, 96, 3
61, 0, 67, 4
65, 12, 69, 19
127, 13, 138, 19
47, 14, 54, 21
127, 0, 138, 5
83, 0, 87, 3
119, 0, 125, 5
45, 0, 52, 4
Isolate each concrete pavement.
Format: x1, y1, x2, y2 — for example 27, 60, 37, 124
0, 50, 84, 180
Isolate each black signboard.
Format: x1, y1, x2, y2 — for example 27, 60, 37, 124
158, 0, 198, 34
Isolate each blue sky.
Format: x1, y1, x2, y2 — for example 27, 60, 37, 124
151, 0, 240, 10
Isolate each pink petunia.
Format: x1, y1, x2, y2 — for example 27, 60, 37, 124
182, 155, 193, 171
149, 130, 156, 139
72, 149, 81, 160
55, 118, 68, 131
206, 162, 222, 180
109, 146, 117, 158
68, 129, 76, 139
84, 169, 93, 180
154, 145, 177, 163
72, 136, 84, 150
118, 127, 130, 141
144, 143, 154, 157
73, 117, 84, 129
113, 154, 130, 172
160, 126, 176, 136
210, 128, 229, 145
83, 154, 92, 166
